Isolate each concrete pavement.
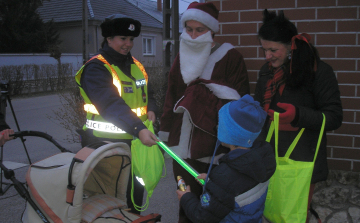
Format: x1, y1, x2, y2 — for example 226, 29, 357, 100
0, 93, 178, 223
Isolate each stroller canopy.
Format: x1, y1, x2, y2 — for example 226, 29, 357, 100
22, 142, 151, 223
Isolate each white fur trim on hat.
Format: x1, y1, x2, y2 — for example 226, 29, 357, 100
181, 8, 219, 33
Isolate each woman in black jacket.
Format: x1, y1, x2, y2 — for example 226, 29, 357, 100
254, 9, 343, 223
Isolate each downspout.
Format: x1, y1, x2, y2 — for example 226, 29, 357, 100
157, 0, 162, 11
82, 0, 89, 64
87, 0, 95, 55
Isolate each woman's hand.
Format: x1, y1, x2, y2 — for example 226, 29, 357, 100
147, 111, 156, 123
0, 129, 14, 146
176, 185, 191, 200
138, 128, 158, 147
268, 102, 299, 131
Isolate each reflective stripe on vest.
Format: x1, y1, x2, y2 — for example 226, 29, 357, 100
80, 54, 148, 97
86, 120, 126, 133
94, 54, 123, 96
133, 58, 148, 83
84, 103, 147, 117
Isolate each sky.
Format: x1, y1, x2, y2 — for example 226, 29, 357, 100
179, 0, 192, 13
149, 0, 193, 13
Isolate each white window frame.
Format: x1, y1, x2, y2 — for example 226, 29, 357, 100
142, 35, 156, 56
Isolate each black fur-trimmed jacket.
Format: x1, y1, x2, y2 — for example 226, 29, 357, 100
254, 60, 343, 183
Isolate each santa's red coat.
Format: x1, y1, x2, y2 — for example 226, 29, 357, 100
159, 43, 250, 160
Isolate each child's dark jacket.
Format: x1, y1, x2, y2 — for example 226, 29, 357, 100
180, 140, 276, 223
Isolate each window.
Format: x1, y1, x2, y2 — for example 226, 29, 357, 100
142, 36, 155, 56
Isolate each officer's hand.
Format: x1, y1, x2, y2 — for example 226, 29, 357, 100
147, 111, 156, 123
0, 129, 14, 146
138, 129, 158, 147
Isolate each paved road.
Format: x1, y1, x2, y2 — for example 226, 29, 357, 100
0, 93, 178, 223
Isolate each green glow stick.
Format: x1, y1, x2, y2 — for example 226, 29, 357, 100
156, 140, 205, 185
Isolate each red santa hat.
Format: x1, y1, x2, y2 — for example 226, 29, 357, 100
181, 1, 219, 33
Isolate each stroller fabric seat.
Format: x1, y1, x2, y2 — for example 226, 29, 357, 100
21, 142, 161, 223
81, 194, 138, 223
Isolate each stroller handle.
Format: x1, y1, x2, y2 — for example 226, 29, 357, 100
10, 131, 71, 153
0, 162, 50, 223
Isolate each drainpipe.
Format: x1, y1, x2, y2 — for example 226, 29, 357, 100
157, 0, 162, 11
82, 0, 89, 64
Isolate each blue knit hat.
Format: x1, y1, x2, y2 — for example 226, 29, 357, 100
217, 94, 267, 147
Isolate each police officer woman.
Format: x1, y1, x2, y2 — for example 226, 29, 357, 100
75, 14, 158, 214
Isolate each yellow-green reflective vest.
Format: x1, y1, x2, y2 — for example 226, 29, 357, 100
75, 54, 148, 139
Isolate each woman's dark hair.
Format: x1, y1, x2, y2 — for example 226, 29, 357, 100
101, 38, 108, 48
258, 9, 297, 44
259, 9, 319, 89
289, 39, 319, 89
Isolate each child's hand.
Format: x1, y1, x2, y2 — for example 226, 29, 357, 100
176, 185, 191, 200
195, 173, 207, 185
197, 173, 207, 180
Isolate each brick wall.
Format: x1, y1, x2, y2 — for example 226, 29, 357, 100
209, 0, 360, 172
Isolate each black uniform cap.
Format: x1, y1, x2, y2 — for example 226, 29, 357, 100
100, 14, 141, 38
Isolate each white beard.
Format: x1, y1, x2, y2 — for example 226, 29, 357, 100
179, 29, 213, 84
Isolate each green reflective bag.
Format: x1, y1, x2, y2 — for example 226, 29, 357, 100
263, 112, 325, 223
130, 120, 165, 211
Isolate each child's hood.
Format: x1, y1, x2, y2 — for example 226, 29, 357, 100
220, 140, 276, 183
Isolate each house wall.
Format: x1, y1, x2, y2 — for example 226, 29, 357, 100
209, 0, 360, 172
0, 25, 163, 69
56, 23, 163, 66
56, 21, 101, 54
132, 27, 164, 66
63, 27, 83, 53
91, 24, 102, 53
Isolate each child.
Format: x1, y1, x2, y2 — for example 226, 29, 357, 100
176, 94, 276, 223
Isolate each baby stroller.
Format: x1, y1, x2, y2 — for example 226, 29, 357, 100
4, 131, 161, 223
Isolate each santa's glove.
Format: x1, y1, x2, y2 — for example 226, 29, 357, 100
268, 103, 299, 131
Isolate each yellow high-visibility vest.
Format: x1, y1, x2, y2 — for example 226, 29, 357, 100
75, 54, 148, 139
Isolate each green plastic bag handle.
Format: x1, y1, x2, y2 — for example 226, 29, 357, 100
266, 112, 326, 164
156, 140, 205, 185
